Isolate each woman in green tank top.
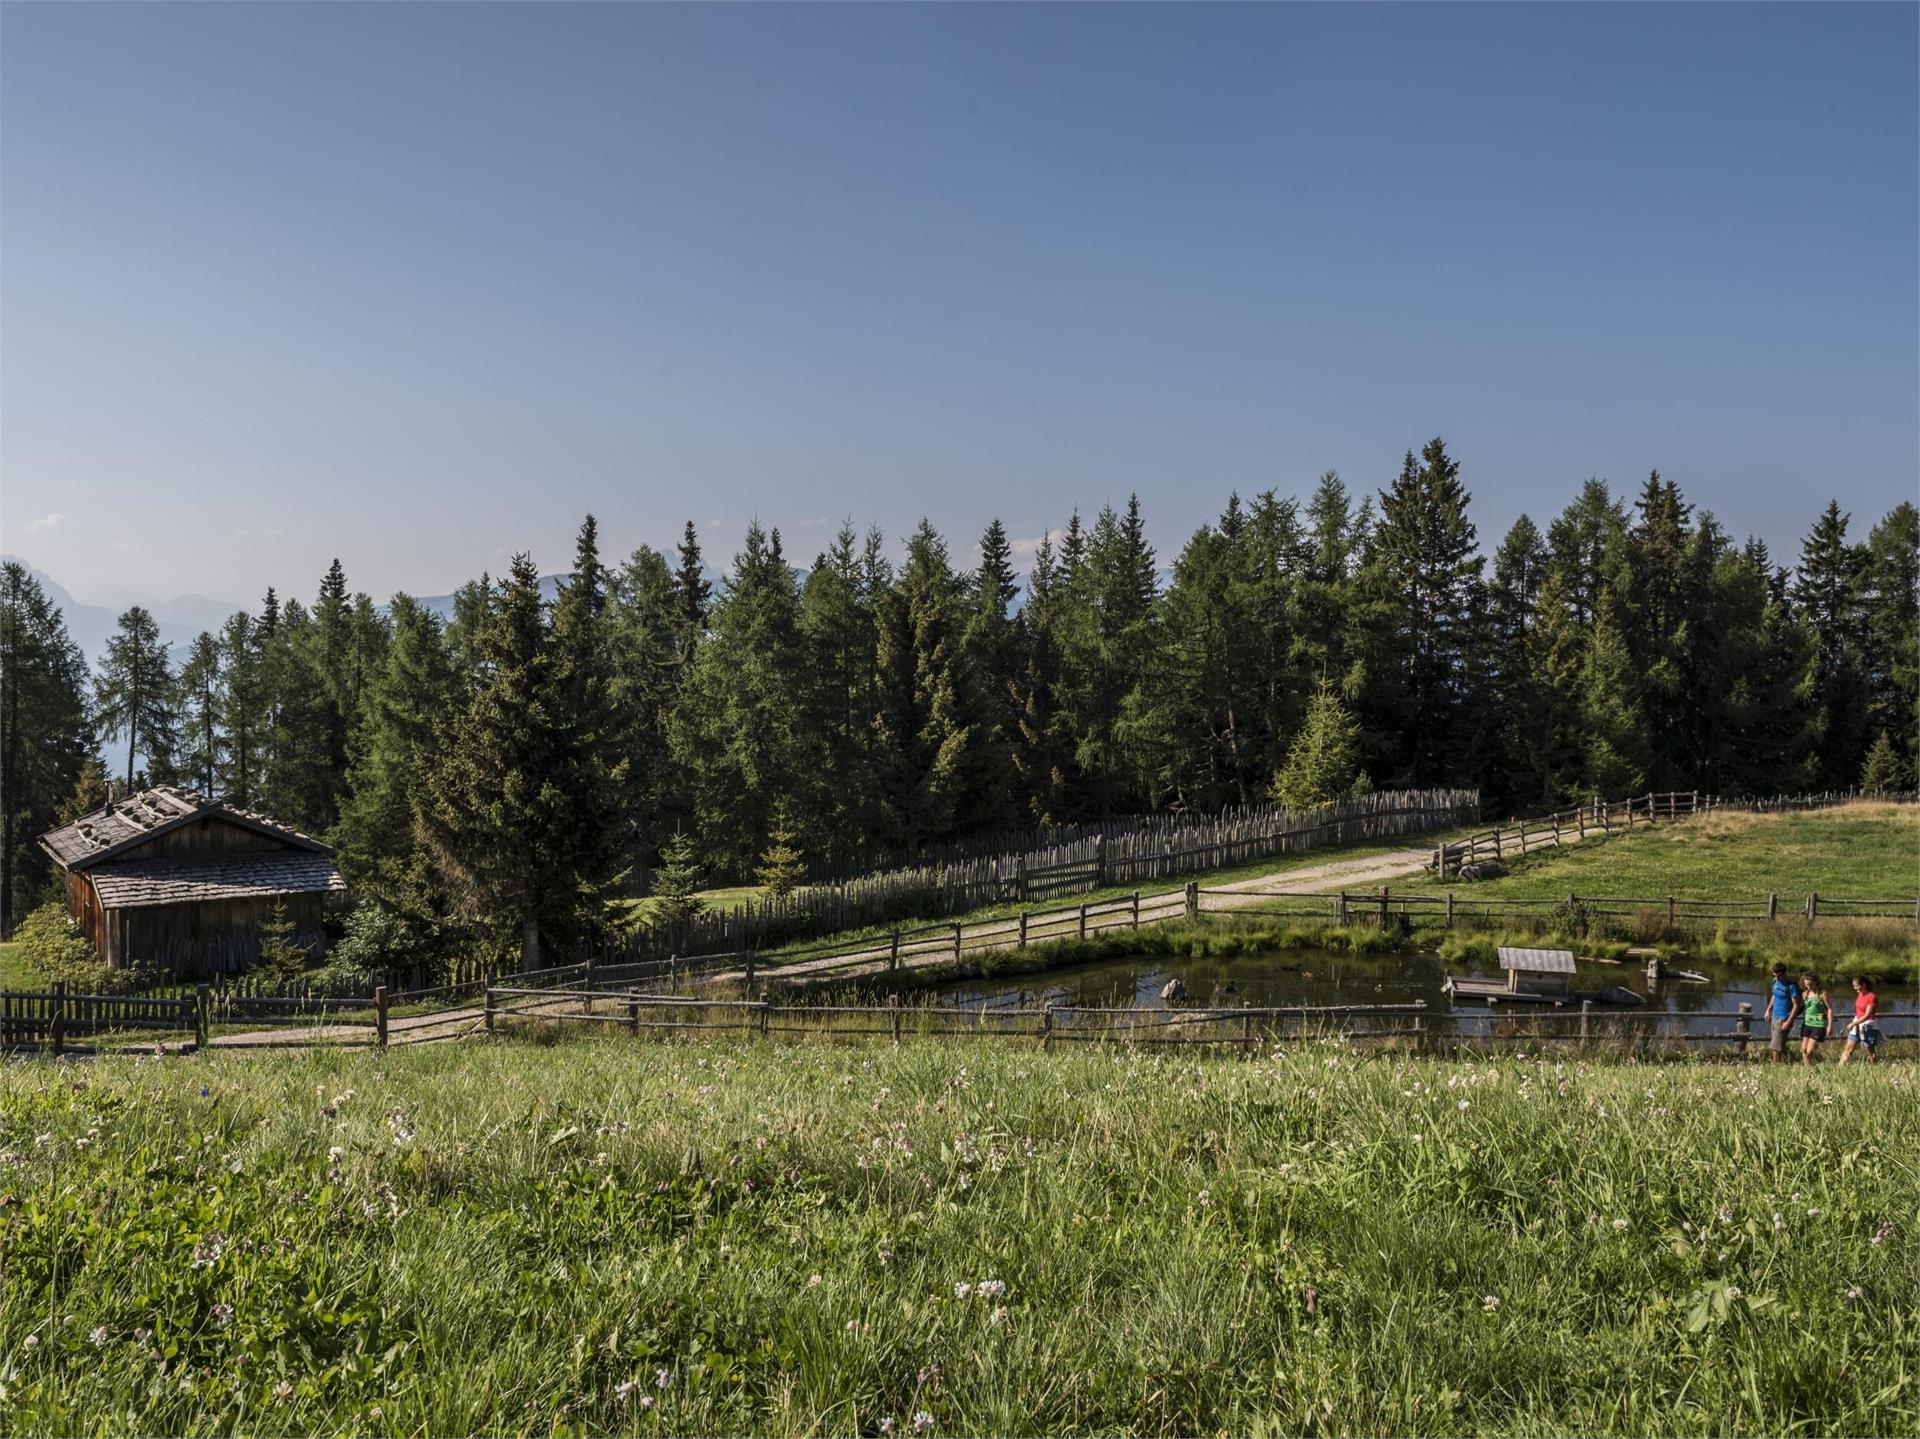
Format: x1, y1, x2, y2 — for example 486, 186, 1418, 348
1798, 972, 1831, 1065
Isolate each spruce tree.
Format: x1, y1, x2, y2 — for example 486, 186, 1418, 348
1351, 439, 1484, 787
799, 521, 884, 867
1860, 731, 1910, 793
549, 515, 634, 938
609, 543, 690, 882
1792, 501, 1870, 785
670, 521, 814, 875
755, 814, 806, 900
1, 563, 93, 936
94, 605, 178, 787
333, 594, 459, 907
649, 828, 705, 931
423, 556, 575, 971
674, 520, 713, 664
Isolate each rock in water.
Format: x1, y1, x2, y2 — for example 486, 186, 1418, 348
1160, 977, 1188, 1003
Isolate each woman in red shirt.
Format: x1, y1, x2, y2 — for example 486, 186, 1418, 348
1839, 976, 1880, 1066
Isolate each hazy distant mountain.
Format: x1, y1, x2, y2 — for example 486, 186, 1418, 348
411, 573, 569, 622
2, 556, 238, 669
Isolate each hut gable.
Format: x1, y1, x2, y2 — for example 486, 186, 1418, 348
39, 785, 329, 872
37, 786, 342, 974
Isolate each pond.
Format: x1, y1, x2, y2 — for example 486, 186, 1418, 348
912, 947, 1918, 1044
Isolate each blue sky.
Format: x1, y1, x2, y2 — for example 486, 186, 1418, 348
4, 3, 1915, 606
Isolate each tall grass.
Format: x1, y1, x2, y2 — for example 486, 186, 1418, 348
2, 1036, 1913, 1436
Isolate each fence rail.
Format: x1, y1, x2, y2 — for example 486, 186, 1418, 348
477, 989, 1914, 1056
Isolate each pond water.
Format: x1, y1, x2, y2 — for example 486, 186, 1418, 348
914, 948, 1918, 1044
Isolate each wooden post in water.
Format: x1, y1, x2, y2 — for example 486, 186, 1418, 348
1184, 881, 1199, 921
1735, 1002, 1752, 1058
375, 987, 388, 1050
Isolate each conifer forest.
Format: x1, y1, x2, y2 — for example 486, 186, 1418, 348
4, 445, 1916, 968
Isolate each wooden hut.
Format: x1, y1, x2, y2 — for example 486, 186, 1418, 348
38, 786, 344, 975
1497, 947, 1575, 999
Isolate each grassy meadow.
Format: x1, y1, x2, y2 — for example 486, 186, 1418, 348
1464, 802, 1920, 903
3, 1035, 1914, 1437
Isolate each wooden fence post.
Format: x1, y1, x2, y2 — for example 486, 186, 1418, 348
890, 930, 902, 970
627, 993, 640, 1036
1666, 896, 1676, 931
1016, 856, 1028, 903
744, 951, 757, 999
583, 956, 595, 1011
890, 992, 902, 1045
1131, 891, 1141, 929
1445, 892, 1455, 929
1184, 881, 1198, 921
1806, 892, 1818, 923
1241, 1011, 1254, 1056
1378, 886, 1390, 930
758, 1001, 770, 1039
1017, 914, 1028, 949
1768, 893, 1778, 923
1735, 1002, 1752, 1058
484, 985, 496, 1034
1042, 1002, 1054, 1051
50, 981, 65, 1058
192, 984, 210, 1051
374, 987, 388, 1050
1078, 904, 1088, 941
1093, 835, 1107, 888
1579, 999, 1591, 1049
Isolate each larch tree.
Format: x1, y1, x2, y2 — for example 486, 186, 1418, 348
93, 605, 178, 788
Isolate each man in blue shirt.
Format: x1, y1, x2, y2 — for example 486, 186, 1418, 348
1768, 963, 1801, 1061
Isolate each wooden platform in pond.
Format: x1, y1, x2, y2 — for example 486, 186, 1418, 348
1445, 975, 1573, 1007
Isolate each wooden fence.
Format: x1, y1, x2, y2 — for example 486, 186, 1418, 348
0, 984, 198, 1053
477, 988, 1915, 1056
1201, 886, 1920, 932
1433, 788, 1915, 878
615, 788, 1478, 963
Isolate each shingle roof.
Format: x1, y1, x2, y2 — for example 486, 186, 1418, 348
1497, 946, 1578, 974
86, 851, 346, 911
39, 785, 329, 870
